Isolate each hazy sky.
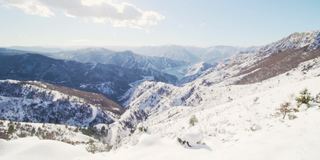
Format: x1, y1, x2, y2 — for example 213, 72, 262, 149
0, 0, 319, 47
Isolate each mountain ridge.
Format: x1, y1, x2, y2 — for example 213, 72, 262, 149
0, 52, 177, 101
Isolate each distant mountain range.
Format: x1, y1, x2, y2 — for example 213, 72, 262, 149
0, 51, 177, 101
116, 45, 255, 64
45, 48, 188, 71
9, 45, 255, 64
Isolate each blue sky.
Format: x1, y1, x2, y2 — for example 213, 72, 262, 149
0, 0, 319, 47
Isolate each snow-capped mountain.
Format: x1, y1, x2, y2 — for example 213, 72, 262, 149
178, 62, 215, 84
112, 56, 320, 157
45, 48, 187, 72
126, 45, 253, 64
9, 46, 67, 53
234, 30, 320, 84
158, 61, 215, 84
258, 30, 320, 55
110, 34, 320, 151
199, 46, 254, 63
1, 51, 320, 160
123, 31, 320, 66
49, 48, 116, 60
184, 62, 213, 77
118, 31, 320, 134
130, 45, 201, 63
0, 51, 177, 101
0, 80, 122, 127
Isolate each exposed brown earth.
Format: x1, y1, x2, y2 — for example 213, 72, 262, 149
235, 47, 320, 84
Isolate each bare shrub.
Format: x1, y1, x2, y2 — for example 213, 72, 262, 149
279, 102, 292, 119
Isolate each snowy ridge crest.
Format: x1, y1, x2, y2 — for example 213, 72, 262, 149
260, 30, 320, 54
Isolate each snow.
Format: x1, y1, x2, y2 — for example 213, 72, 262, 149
1, 108, 320, 160
102, 134, 213, 160
0, 80, 116, 126
105, 56, 320, 159
258, 30, 320, 55
1, 31, 320, 160
105, 109, 320, 160
215, 109, 320, 160
0, 138, 90, 160
0, 66, 320, 160
1, 56, 318, 160
184, 62, 211, 77
127, 45, 250, 63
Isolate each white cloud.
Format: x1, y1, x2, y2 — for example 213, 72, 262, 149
2, 0, 165, 28
3, 0, 54, 17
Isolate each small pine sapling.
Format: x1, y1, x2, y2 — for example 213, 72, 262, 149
189, 115, 198, 126
295, 89, 312, 108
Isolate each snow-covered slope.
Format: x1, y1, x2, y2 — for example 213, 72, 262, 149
0, 137, 91, 160
233, 31, 320, 84
113, 55, 320, 152
0, 80, 121, 126
105, 108, 320, 160
184, 62, 213, 77
113, 31, 320, 147
124, 54, 320, 114
122, 30, 320, 114
1, 57, 319, 160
